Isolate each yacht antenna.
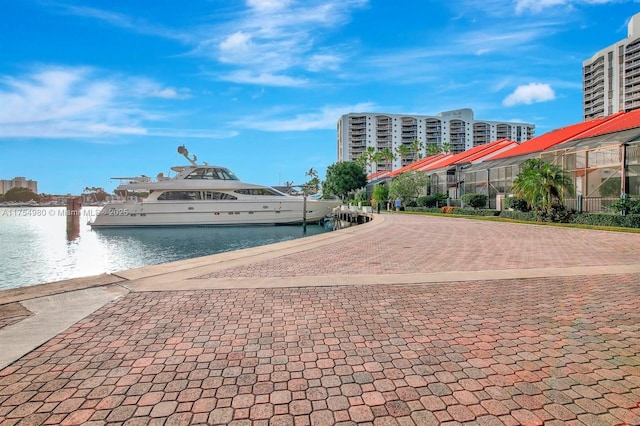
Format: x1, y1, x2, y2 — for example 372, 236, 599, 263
177, 145, 198, 165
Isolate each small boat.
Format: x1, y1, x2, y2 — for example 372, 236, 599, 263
90, 146, 340, 228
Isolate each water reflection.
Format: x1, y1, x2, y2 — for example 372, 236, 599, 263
65, 198, 82, 242
0, 207, 327, 290
92, 225, 322, 263
66, 214, 81, 242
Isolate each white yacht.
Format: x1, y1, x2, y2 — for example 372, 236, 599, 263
90, 146, 340, 228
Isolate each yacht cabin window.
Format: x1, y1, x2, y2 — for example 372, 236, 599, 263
202, 191, 237, 200
186, 168, 239, 180
158, 191, 237, 200
234, 188, 284, 196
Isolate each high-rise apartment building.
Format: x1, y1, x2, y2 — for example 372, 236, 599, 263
583, 12, 640, 120
337, 108, 534, 174
0, 177, 38, 195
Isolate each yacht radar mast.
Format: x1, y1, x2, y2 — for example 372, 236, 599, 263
177, 145, 198, 166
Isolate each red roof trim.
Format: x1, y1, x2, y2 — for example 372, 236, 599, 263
569, 109, 640, 140
463, 140, 518, 163
491, 115, 619, 161
388, 154, 447, 176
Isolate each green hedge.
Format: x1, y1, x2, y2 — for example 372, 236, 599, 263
456, 208, 499, 216
499, 210, 537, 221
461, 193, 488, 209
417, 194, 448, 208
406, 207, 640, 229
570, 213, 640, 228
405, 207, 441, 214
406, 207, 499, 216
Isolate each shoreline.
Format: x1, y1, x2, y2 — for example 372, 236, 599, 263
0, 215, 382, 305
0, 211, 333, 293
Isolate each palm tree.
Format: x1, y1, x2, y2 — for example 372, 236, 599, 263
395, 144, 411, 165
511, 159, 574, 211
372, 151, 384, 171
380, 147, 395, 162
303, 168, 320, 195
379, 147, 395, 170
357, 146, 377, 171
355, 154, 368, 169
426, 143, 440, 157
410, 139, 424, 160
440, 142, 454, 154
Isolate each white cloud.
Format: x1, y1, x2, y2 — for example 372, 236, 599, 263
237, 102, 377, 131
0, 66, 209, 139
307, 54, 343, 72
247, 0, 292, 11
52, 4, 191, 43
503, 83, 556, 106
0, 67, 119, 126
458, 21, 561, 54
515, 0, 567, 13
129, 79, 192, 99
514, 0, 625, 14
147, 88, 192, 99
193, 0, 367, 86
357, 17, 562, 85
146, 128, 239, 139
219, 32, 255, 64
218, 70, 308, 87
46, 1, 367, 87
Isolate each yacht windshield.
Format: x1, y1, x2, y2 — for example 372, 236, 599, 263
186, 167, 239, 180
234, 188, 284, 196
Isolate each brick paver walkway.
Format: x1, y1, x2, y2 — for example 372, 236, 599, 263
197, 216, 640, 279
1, 214, 639, 425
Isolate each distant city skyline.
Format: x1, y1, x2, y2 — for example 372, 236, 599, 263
1, 1, 640, 194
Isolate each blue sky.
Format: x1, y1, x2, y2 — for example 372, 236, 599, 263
1, 0, 639, 194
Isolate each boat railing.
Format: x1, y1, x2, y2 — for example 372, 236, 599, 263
111, 176, 153, 184
104, 196, 144, 204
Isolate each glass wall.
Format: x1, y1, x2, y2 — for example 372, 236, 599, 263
627, 144, 640, 196
464, 170, 489, 196
428, 139, 639, 212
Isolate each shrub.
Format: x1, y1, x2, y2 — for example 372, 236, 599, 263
624, 215, 640, 228
459, 208, 500, 216
571, 213, 640, 228
461, 193, 488, 209
417, 193, 448, 208
354, 189, 368, 202
499, 210, 536, 221
609, 196, 640, 215
405, 207, 441, 213
409, 205, 640, 228
372, 184, 389, 207
535, 204, 576, 223
440, 206, 455, 214
504, 196, 530, 212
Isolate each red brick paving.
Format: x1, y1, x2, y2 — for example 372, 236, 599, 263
196, 215, 640, 279
1, 275, 640, 425
1, 214, 640, 425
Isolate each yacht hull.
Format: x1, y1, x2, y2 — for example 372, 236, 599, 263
90, 199, 339, 228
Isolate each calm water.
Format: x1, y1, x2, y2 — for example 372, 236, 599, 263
0, 207, 328, 290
